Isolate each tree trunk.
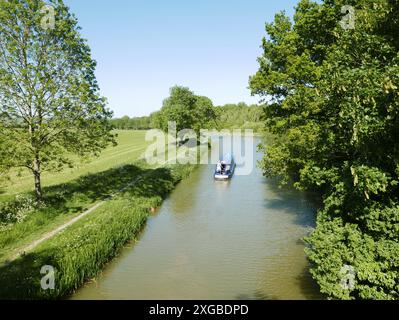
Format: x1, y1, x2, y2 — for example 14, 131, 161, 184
33, 155, 42, 203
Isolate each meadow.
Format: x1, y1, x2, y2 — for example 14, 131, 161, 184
0, 130, 150, 201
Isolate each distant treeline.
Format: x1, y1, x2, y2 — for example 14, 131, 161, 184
215, 103, 264, 132
110, 102, 264, 132
110, 116, 153, 130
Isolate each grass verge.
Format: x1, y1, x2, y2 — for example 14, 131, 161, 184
0, 164, 195, 299
0, 162, 151, 263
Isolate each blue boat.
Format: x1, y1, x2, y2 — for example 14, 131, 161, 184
214, 153, 236, 180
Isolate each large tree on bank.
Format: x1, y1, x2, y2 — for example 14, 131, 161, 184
154, 86, 217, 138
0, 0, 115, 201
250, 0, 399, 299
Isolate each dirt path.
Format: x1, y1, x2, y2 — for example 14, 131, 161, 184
12, 201, 106, 261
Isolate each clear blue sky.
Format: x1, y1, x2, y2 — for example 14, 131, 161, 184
64, 0, 296, 118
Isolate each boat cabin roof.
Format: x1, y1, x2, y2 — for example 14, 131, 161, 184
221, 153, 233, 164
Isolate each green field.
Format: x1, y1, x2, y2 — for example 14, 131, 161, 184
0, 130, 154, 264
0, 130, 150, 200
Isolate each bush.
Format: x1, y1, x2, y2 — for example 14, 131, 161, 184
0, 195, 36, 227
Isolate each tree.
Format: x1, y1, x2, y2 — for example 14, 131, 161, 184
110, 116, 152, 130
250, 0, 399, 299
157, 86, 217, 138
149, 111, 163, 130
191, 95, 216, 133
0, 0, 115, 202
215, 103, 264, 130
0, 121, 12, 183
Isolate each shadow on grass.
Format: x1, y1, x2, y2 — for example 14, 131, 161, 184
40, 164, 193, 213
125, 167, 178, 198
1, 163, 153, 220
0, 249, 60, 299
40, 163, 150, 213
0, 163, 152, 262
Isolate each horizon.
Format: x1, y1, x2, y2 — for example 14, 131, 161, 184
64, 0, 296, 118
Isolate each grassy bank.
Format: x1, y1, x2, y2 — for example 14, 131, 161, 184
0, 164, 196, 299
0, 162, 151, 263
0, 130, 150, 200
0, 130, 152, 263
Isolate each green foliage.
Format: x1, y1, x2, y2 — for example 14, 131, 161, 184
110, 115, 152, 130
111, 102, 265, 133
215, 102, 264, 132
0, 194, 36, 227
0, 0, 115, 200
156, 86, 217, 136
250, 0, 399, 299
305, 213, 399, 300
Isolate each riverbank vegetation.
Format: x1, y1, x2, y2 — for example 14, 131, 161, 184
0, 160, 148, 264
215, 103, 264, 132
0, 163, 196, 299
251, 0, 399, 299
150, 86, 217, 137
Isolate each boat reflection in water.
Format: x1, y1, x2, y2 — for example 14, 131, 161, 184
214, 153, 236, 180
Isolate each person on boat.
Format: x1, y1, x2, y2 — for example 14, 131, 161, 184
221, 163, 226, 173
216, 161, 222, 173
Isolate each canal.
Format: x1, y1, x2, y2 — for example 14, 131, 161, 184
72, 138, 322, 300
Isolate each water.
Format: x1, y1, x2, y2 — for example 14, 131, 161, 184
72, 138, 322, 300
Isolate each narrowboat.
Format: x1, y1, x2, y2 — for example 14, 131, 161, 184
214, 153, 236, 180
